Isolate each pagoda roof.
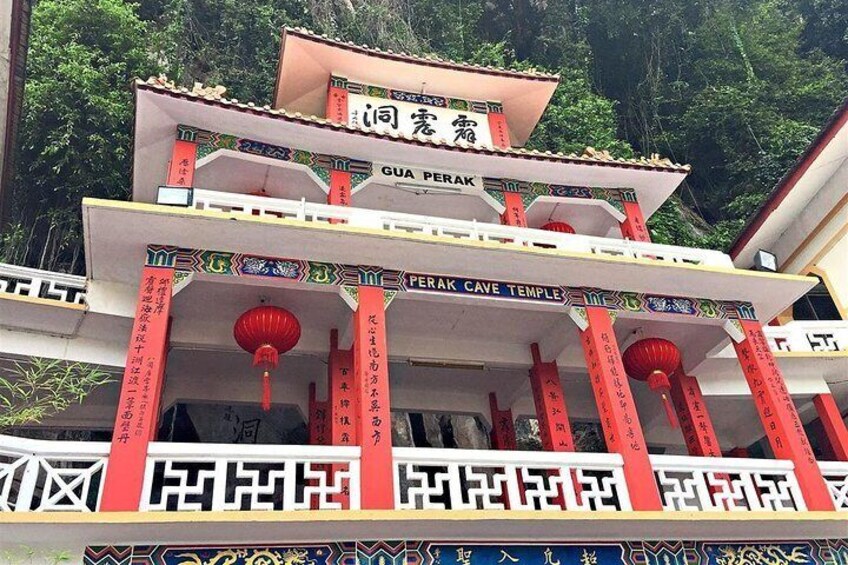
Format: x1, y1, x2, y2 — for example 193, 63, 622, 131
272, 27, 560, 146
136, 78, 690, 174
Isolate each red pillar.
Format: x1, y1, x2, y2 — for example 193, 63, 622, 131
166, 140, 196, 188
619, 200, 650, 242
813, 393, 848, 461
488, 392, 517, 450
353, 285, 394, 509
328, 169, 352, 207
326, 80, 348, 123
101, 265, 174, 511
487, 110, 510, 149
500, 192, 528, 227
489, 392, 523, 508
577, 306, 663, 510
529, 344, 576, 451
329, 329, 357, 447
731, 319, 834, 510
669, 370, 722, 457
325, 80, 352, 210
329, 329, 356, 508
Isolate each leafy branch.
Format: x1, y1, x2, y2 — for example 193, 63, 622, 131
0, 358, 115, 430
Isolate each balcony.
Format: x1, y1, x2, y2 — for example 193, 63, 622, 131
765, 321, 848, 353
3, 434, 845, 513
0, 263, 86, 305
188, 189, 734, 269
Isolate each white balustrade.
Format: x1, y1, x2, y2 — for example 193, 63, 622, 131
393, 447, 630, 511
764, 321, 848, 353
819, 461, 848, 511
140, 442, 361, 511
0, 263, 86, 305
0, 434, 108, 512
650, 454, 806, 511
191, 190, 734, 268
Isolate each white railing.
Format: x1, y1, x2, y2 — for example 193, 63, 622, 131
140, 442, 361, 511
650, 454, 806, 511
191, 190, 734, 268
819, 461, 848, 511
0, 434, 109, 512
393, 447, 630, 511
0, 263, 86, 305
765, 321, 848, 353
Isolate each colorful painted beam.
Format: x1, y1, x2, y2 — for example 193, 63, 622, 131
146, 245, 757, 322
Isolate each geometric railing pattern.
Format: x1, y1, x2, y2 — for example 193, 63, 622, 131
819, 461, 848, 511
0, 263, 87, 305
651, 454, 807, 511
393, 447, 631, 511
140, 442, 361, 511
191, 189, 735, 268
0, 435, 108, 512
3, 434, 844, 513
765, 321, 848, 353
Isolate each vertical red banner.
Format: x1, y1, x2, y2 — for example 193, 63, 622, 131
813, 393, 848, 461
732, 319, 834, 510
578, 306, 662, 510
529, 344, 576, 452
353, 286, 394, 509
669, 371, 722, 457
101, 265, 174, 511
330, 330, 358, 447
166, 140, 196, 188
328, 169, 352, 207
487, 112, 510, 149
488, 393, 517, 450
500, 192, 528, 227
619, 200, 651, 242
308, 383, 329, 446
329, 330, 356, 508
326, 84, 349, 123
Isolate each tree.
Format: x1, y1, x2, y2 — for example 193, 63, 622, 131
4, 0, 157, 273
0, 358, 114, 430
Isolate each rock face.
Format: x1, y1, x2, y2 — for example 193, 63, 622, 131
515, 417, 607, 452
394, 412, 491, 449
391, 411, 413, 447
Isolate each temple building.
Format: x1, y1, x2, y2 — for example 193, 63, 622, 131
0, 27, 845, 565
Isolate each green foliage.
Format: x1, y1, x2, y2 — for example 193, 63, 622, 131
3, 0, 847, 264
8, 0, 157, 271
145, 0, 312, 103
529, 68, 634, 158
0, 358, 114, 430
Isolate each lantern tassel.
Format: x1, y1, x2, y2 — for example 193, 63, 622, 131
261, 370, 272, 412
660, 392, 678, 428
254, 344, 279, 369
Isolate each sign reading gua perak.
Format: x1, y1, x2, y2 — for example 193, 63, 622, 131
348, 93, 493, 148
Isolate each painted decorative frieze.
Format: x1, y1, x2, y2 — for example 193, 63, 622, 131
176, 125, 372, 189
145, 245, 756, 322
85, 540, 848, 565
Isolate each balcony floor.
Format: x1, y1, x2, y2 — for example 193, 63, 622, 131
1, 510, 845, 548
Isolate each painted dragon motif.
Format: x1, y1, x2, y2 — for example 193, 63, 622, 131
715, 545, 811, 565
173, 548, 315, 565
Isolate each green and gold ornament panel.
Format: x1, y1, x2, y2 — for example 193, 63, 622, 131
84, 539, 848, 565
175, 125, 639, 208
146, 245, 757, 322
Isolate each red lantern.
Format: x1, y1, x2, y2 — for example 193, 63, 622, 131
234, 306, 301, 411
622, 338, 681, 428
541, 221, 575, 234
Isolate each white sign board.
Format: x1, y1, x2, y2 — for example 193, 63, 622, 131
348, 93, 493, 148
372, 163, 484, 193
